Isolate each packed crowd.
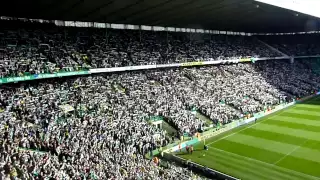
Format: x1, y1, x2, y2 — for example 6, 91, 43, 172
1, 58, 320, 179
175, 59, 319, 123
258, 34, 320, 56
0, 20, 283, 78
0, 76, 202, 179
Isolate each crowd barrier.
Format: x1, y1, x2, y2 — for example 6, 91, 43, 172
3, 56, 320, 85
0, 56, 291, 84
164, 138, 199, 153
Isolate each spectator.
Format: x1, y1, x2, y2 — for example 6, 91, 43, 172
1, 18, 320, 180
0, 19, 282, 79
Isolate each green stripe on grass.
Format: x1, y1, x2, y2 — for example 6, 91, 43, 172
262, 119, 320, 133
212, 139, 283, 163
280, 112, 320, 121
208, 148, 310, 180
219, 134, 320, 164
291, 106, 320, 112
269, 116, 320, 127
286, 109, 320, 116
295, 104, 320, 109
276, 155, 320, 177
239, 128, 320, 151
252, 123, 320, 142
177, 95, 320, 179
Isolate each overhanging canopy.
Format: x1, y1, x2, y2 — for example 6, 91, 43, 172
1, 0, 320, 32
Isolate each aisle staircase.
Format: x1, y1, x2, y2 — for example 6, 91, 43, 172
256, 38, 289, 57
196, 110, 214, 127
162, 120, 178, 136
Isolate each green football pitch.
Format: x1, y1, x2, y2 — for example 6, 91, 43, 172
177, 96, 320, 180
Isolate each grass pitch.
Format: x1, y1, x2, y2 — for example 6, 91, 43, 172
177, 96, 320, 180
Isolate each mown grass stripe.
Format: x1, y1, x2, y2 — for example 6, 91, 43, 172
199, 158, 264, 180
292, 106, 320, 112
206, 107, 293, 147
269, 116, 320, 127
287, 109, 320, 116
240, 128, 320, 151
303, 100, 320, 105
296, 104, 320, 109
177, 95, 320, 179
209, 146, 320, 180
276, 155, 320, 177
205, 150, 298, 180
199, 151, 273, 180
290, 146, 320, 165
280, 112, 320, 121
178, 149, 270, 180
208, 148, 313, 180
252, 123, 320, 142
221, 134, 320, 164
273, 139, 308, 165
224, 133, 298, 154
212, 139, 283, 164
262, 119, 320, 133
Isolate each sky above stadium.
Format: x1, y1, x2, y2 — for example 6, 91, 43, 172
255, 0, 320, 18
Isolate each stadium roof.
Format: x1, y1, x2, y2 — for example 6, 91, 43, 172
2, 0, 320, 33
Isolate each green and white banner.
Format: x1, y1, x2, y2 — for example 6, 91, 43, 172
0, 71, 89, 84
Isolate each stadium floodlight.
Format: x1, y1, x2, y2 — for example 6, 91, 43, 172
255, 0, 320, 18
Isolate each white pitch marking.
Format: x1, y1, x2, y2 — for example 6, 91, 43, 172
273, 139, 309, 165
210, 147, 320, 180
203, 96, 320, 179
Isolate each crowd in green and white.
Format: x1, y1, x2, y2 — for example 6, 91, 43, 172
0, 19, 282, 78
0, 76, 205, 179
259, 34, 320, 56
1, 59, 320, 179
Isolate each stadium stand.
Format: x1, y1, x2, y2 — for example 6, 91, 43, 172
1, 49, 320, 179
1, 0, 318, 179
0, 20, 283, 79
1, 12, 320, 179
258, 34, 320, 56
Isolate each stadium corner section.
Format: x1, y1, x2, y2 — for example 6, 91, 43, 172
160, 91, 320, 180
